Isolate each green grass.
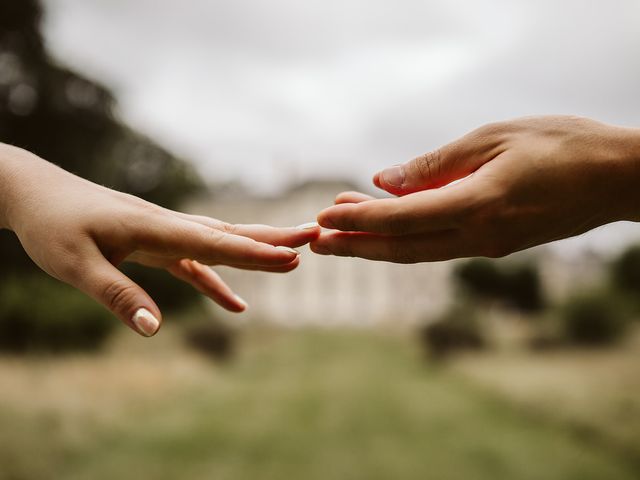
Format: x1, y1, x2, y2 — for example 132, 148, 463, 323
0, 330, 637, 480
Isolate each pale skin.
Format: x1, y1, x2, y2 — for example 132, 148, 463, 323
0, 143, 320, 337
312, 116, 640, 263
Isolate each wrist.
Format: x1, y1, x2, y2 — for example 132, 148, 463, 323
611, 127, 640, 222
0, 143, 46, 231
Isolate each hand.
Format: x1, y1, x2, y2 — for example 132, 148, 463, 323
312, 116, 640, 263
0, 144, 320, 337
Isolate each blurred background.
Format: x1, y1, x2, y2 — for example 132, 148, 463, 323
1, 1, 640, 479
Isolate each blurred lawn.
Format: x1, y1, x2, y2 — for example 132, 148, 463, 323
453, 328, 640, 463
0, 327, 638, 480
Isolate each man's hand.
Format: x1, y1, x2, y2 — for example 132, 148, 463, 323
0, 144, 320, 337
312, 116, 640, 263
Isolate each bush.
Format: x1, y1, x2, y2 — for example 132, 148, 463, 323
610, 245, 640, 306
184, 322, 235, 362
560, 290, 629, 347
0, 275, 115, 353
418, 303, 486, 360
454, 259, 545, 313
454, 259, 504, 300
506, 264, 545, 313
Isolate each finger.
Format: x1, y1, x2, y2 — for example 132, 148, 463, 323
167, 212, 320, 247
64, 247, 162, 337
335, 191, 376, 204
317, 184, 476, 235
373, 172, 382, 189
230, 223, 320, 247
223, 256, 300, 273
375, 125, 504, 195
133, 216, 301, 267
167, 259, 247, 312
310, 229, 467, 263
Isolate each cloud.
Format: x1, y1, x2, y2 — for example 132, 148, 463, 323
42, 0, 640, 195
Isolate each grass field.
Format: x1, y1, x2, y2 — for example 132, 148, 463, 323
0, 327, 638, 480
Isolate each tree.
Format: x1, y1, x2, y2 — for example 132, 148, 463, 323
453, 258, 545, 313
0, 0, 203, 312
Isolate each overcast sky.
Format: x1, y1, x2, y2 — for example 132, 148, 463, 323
41, 0, 640, 254
42, 0, 640, 187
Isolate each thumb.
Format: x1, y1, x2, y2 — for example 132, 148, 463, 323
66, 252, 162, 337
374, 131, 495, 196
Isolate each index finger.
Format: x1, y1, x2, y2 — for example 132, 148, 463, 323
317, 183, 476, 235
168, 212, 321, 247
132, 217, 301, 267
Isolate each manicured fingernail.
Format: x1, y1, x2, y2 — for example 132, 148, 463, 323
132, 308, 160, 337
234, 294, 248, 309
381, 165, 405, 187
296, 221, 320, 230
275, 245, 300, 255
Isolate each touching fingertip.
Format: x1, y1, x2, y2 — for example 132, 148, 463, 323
295, 221, 320, 230
234, 294, 248, 310
275, 245, 300, 255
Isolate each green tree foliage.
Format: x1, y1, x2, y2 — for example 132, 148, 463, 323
0, 275, 114, 353
0, 1, 205, 350
610, 244, 640, 301
418, 303, 486, 360
560, 290, 629, 346
454, 258, 545, 313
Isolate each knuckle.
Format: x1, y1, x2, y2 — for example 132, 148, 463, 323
102, 279, 138, 315
220, 222, 239, 235
474, 121, 508, 138
122, 193, 164, 216
414, 149, 441, 181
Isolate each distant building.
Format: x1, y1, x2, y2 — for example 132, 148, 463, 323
186, 179, 610, 328
187, 180, 453, 328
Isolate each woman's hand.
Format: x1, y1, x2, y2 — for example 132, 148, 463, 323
312, 116, 640, 263
0, 144, 319, 337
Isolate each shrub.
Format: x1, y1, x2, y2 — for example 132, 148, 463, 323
505, 263, 545, 313
610, 245, 640, 308
454, 259, 504, 300
560, 290, 629, 347
418, 303, 486, 360
454, 258, 545, 313
0, 275, 115, 353
184, 322, 235, 362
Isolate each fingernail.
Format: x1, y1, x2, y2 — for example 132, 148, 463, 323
296, 221, 320, 230
132, 308, 160, 337
275, 246, 300, 255
381, 165, 405, 187
234, 294, 248, 309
